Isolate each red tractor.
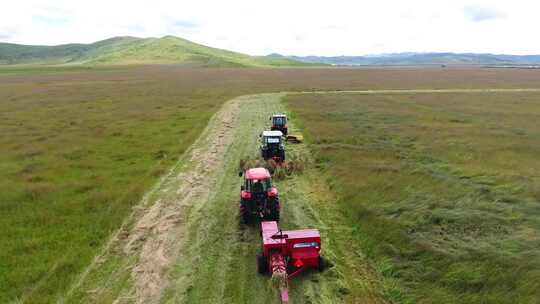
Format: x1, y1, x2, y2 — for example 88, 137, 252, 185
239, 168, 280, 224
271, 114, 288, 136
258, 221, 325, 304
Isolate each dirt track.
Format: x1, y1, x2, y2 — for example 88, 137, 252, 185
124, 96, 244, 303
60, 95, 246, 303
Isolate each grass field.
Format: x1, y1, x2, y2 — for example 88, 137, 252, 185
0, 67, 223, 303
286, 91, 540, 303
2, 65, 540, 303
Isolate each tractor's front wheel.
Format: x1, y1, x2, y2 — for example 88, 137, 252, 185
257, 253, 269, 274
279, 150, 285, 162
261, 147, 268, 160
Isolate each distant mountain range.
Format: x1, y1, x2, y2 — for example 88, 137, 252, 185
4, 36, 540, 67
0, 36, 306, 67
273, 52, 540, 66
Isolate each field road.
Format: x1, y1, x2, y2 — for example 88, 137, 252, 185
60, 93, 245, 303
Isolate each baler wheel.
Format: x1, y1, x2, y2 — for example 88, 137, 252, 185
257, 254, 269, 274
318, 256, 326, 272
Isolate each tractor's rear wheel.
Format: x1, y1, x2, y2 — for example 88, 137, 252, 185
257, 254, 268, 274
240, 203, 250, 224
242, 212, 250, 224
267, 200, 280, 222
268, 208, 280, 222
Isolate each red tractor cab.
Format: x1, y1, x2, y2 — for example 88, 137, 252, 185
271, 114, 288, 136
258, 221, 325, 303
240, 168, 280, 224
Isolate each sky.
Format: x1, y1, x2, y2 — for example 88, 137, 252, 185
0, 0, 538, 56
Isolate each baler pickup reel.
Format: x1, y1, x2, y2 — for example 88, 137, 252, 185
258, 221, 325, 304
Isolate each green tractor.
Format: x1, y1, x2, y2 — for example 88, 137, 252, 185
260, 130, 285, 162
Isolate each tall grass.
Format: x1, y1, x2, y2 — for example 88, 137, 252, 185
286, 92, 540, 303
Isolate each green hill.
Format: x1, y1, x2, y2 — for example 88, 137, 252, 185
0, 36, 305, 67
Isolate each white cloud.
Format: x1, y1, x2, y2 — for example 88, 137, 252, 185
464, 5, 505, 22
0, 0, 538, 55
